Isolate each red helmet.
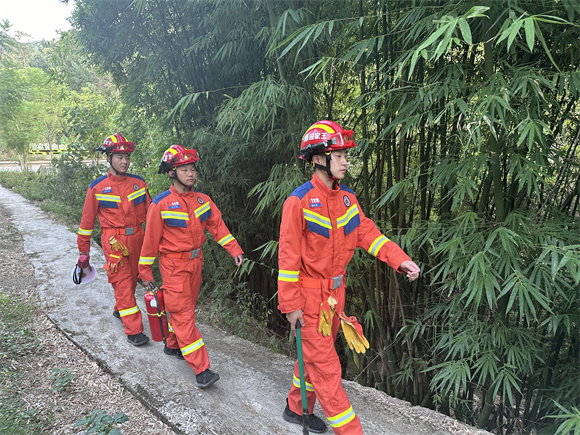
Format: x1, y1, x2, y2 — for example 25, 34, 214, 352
96, 133, 135, 153
158, 144, 200, 174
299, 120, 356, 160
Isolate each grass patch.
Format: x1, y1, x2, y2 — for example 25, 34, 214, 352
0, 292, 52, 433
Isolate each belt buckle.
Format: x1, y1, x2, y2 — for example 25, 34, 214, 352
125, 227, 135, 235
189, 249, 199, 259
330, 274, 343, 290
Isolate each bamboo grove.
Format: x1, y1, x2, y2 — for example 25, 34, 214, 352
31, 0, 580, 433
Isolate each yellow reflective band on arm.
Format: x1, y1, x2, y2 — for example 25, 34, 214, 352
139, 256, 155, 265
110, 254, 121, 259
119, 305, 140, 317
127, 188, 146, 201
78, 227, 93, 236
194, 202, 211, 218
95, 193, 121, 202
328, 406, 356, 428
293, 374, 314, 392
161, 210, 189, 221
368, 235, 389, 257
181, 338, 205, 356
303, 209, 332, 229
337, 205, 359, 228
217, 234, 234, 246
278, 270, 299, 283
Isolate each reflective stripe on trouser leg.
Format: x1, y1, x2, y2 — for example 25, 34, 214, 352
160, 255, 210, 374
165, 319, 179, 349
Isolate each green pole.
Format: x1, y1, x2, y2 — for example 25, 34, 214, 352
295, 320, 309, 434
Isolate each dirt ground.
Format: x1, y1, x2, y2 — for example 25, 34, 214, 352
0, 204, 176, 434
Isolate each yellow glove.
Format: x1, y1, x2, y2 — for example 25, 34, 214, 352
104, 253, 122, 273
317, 295, 338, 337
339, 312, 369, 354
108, 235, 129, 256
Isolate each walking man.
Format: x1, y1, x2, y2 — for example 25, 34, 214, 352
139, 145, 244, 388
77, 133, 151, 346
278, 121, 421, 434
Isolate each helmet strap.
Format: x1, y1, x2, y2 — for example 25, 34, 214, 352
312, 152, 337, 180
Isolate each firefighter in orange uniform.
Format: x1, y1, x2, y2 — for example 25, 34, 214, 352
139, 145, 244, 389
279, 121, 421, 434
77, 133, 152, 346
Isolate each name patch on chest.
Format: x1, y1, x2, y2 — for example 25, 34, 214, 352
101, 187, 113, 194
309, 197, 322, 208
168, 201, 181, 209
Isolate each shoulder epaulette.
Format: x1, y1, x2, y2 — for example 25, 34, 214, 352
127, 173, 146, 182
290, 181, 314, 200
152, 190, 172, 204
339, 184, 355, 195
89, 174, 108, 189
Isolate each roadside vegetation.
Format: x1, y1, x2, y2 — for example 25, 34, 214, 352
1, 1, 579, 434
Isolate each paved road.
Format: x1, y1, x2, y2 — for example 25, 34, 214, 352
0, 183, 491, 435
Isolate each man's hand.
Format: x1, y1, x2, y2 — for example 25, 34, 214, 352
234, 254, 244, 267
79, 251, 90, 263
399, 260, 420, 281
142, 280, 155, 290
286, 309, 304, 335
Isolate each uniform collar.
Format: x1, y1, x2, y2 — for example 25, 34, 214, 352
311, 172, 340, 195
170, 184, 196, 197
107, 171, 129, 182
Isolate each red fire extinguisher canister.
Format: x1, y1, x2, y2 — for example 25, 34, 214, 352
144, 288, 170, 342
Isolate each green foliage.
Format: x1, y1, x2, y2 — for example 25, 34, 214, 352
50, 367, 74, 393
73, 410, 129, 435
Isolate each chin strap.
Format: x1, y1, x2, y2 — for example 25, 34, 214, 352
312, 152, 337, 180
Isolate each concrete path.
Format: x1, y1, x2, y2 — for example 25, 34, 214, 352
0, 184, 490, 435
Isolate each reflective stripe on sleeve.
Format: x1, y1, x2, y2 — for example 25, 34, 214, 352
78, 227, 93, 236
217, 234, 234, 247
368, 235, 389, 257
139, 256, 155, 265
278, 270, 299, 283
328, 406, 356, 428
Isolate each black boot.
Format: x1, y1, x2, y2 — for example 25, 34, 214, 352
196, 369, 220, 389
282, 399, 327, 433
127, 333, 149, 346
164, 346, 185, 360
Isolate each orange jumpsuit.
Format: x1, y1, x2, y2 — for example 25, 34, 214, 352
77, 172, 151, 336
139, 185, 243, 374
278, 173, 411, 434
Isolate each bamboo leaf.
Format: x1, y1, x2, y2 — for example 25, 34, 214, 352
524, 17, 535, 51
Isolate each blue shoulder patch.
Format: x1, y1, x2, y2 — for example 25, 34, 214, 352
127, 173, 145, 182
89, 174, 108, 189
339, 184, 355, 195
290, 181, 314, 200
153, 190, 172, 205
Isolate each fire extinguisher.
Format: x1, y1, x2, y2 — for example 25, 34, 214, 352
144, 284, 170, 343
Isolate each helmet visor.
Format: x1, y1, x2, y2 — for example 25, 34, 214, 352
329, 130, 355, 147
